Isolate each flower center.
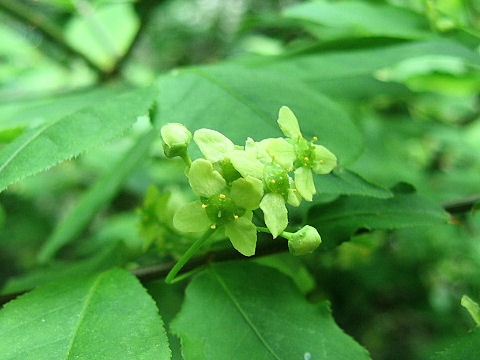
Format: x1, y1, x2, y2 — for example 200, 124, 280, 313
204, 193, 243, 225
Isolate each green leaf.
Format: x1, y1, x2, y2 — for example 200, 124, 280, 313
307, 186, 450, 250
0, 87, 128, 137
146, 281, 186, 360
171, 261, 371, 360
431, 330, 480, 360
0, 86, 157, 193
36, 129, 157, 263
0, 268, 171, 360
284, 0, 429, 39
155, 65, 363, 164
265, 40, 480, 83
314, 168, 393, 198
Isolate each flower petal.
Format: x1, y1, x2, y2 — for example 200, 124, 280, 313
231, 176, 264, 210
225, 217, 257, 256
261, 138, 296, 169
294, 167, 316, 201
173, 200, 210, 232
287, 187, 302, 207
193, 129, 234, 162
188, 159, 226, 197
259, 193, 288, 238
277, 106, 302, 138
229, 150, 264, 179
312, 145, 337, 174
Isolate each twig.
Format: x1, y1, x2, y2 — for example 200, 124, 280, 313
1, 195, 479, 306
0, 0, 104, 76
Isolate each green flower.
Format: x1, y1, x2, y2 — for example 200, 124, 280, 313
277, 106, 337, 201
160, 123, 192, 158
287, 225, 322, 255
173, 159, 263, 256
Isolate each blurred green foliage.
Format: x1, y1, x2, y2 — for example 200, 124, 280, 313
1, 0, 480, 359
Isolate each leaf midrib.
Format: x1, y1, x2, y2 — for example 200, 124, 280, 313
210, 266, 282, 360
189, 68, 278, 132
64, 272, 104, 359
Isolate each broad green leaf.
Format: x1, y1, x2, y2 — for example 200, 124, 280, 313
315, 168, 392, 198
0, 86, 157, 193
1, 241, 128, 295
0, 268, 171, 360
284, 0, 429, 39
155, 65, 363, 164
171, 261, 371, 360
431, 330, 480, 360
307, 185, 450, 250
254, 253, 316, 294
36, 129, 157, 263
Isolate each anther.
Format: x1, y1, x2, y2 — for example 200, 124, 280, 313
201, 204, 207, 209
234, 215, 239, 220
292, 189, 297, 192
319, 159, 325, 164
312, 136, 318, 141
297, 134, 302, 138
304, 157, 310, 161
219, 194, 226, 199
288, 167, 293, 172
210, 224, 217, 230
271, 179, 276, 184
271, 154, 276, 159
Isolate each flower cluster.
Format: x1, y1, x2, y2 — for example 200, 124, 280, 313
160, 106, 337, 256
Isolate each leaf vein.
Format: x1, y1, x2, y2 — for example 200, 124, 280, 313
209, 265, 282, 360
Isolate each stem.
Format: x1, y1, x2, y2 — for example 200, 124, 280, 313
181, 152, 192, 167
165, 229, 215, 284
256, 226, 293, 240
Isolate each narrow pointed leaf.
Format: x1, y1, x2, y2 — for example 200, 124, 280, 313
308, 186, 450, 250
0, 86, 157, 193
37, 129, 157, 263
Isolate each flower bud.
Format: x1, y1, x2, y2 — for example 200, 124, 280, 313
288, 225, 321, 255
160, 123, 192, 158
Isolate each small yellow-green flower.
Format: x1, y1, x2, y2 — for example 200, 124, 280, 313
277, 106, 337, 201
173, 158, 263, 256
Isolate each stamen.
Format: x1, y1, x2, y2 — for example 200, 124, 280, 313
271, 179, 276, 184
319, 159, 325, 164
304, 157, 310, 161
292, 189, 297, 193
210, 224, 216, 230
271, 154, 276, 159
201, 204, 207, 209
288, 167, 293, 172
297, 134, 302, 138
219, 194, 226, 199
312, 136, 318, 141
234, 215, 239, 220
